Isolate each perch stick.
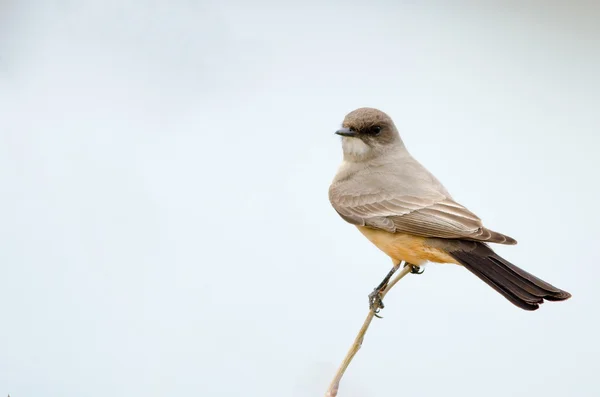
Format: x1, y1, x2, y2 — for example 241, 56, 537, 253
325, 261, 411, 397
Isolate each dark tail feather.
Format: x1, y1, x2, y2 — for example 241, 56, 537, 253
448, 243, 571, 311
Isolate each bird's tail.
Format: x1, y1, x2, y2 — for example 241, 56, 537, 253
448, 242, 571, 310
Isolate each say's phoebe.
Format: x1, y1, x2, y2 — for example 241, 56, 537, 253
329, 107, 571, 311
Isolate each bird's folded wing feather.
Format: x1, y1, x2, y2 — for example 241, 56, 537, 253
329, 169, 516, 244
332, 192, 481, 236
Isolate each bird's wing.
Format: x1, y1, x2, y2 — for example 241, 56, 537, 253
329, 162, 516, 245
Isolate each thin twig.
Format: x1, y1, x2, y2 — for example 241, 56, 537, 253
325, 262, 411, 397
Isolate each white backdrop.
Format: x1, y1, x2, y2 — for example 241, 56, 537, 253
1, 1, 599, 396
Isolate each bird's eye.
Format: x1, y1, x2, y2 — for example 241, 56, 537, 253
371, 126, 382, 135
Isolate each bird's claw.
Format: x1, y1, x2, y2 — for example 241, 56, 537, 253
368, 263, 422, 317
368, 288, 385, 317
405, 263, 424, 274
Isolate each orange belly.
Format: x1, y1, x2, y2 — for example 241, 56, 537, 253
356, 226, 457, 265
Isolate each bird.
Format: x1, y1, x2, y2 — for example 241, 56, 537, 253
328, 107, 571, 311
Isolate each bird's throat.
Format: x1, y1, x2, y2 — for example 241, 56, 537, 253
341, 137, 371, 160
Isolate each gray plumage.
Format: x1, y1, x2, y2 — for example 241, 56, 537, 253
329, 109, 515, 245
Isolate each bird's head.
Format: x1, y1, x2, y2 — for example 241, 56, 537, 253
335, 107, 402, 161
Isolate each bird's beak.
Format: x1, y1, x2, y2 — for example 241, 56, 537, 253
335, 127, 357, 137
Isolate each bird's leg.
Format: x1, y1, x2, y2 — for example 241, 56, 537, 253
368, 262, 402, 316
368, 262, 424, 316
404, 262, 425, 274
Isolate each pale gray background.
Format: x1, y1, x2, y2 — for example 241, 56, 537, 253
1, 1, 599, 396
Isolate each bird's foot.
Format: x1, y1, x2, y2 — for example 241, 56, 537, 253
368, 288, 385, 318
404, 263, 424, 274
